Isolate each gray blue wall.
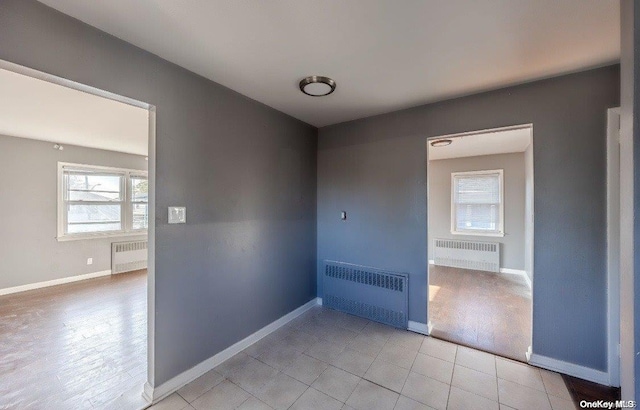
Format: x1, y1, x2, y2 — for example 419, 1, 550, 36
318, 65, 619, 371
0, 134, 147, 290
428, 152, 526, 271
0, 0, 317, 386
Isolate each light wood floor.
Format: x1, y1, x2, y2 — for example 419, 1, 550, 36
429, 265, 532, 362
0, 270, 147, 409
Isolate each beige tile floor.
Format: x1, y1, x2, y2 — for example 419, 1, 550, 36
149, 307, 576, 410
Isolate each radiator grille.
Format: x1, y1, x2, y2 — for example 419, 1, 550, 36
323, 261, 408, 328
112, 240, 148, 274
433, 238, 500, 272
325, 264, 404, 292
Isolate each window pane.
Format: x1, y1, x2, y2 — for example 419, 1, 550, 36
455, 175, 500, 204
67, 204, 122, 233
66, 173, 122, 201
131, 177, 148, 202
453, 172, 502, 233
132, 203, 148, 230
456, 204, 499, 231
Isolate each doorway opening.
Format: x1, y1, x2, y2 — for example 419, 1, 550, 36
426, 124, 534, 362
0, 60, 156, 408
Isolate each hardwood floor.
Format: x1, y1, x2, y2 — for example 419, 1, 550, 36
0, 270, 147, 409
429, 265, 532, 362
563, 374, 621, 406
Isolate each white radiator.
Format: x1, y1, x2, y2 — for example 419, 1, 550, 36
112, 240, 148, 274
433, 238, 500, 273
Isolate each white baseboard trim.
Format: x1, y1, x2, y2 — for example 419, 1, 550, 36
499, 268, 532, 289
499, 268, 526, 275
317, 297, 323, 306
408, 321, 430, 335
142, 382, 154, 404
529, 353, 610, 386
146, 297, 321, 403
0, 270, 112, 296
428, 260, 435, 265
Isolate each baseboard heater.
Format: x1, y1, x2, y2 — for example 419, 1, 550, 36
112, 240, 148, 274
433, 238, 500, 273
323, 260, 409, 329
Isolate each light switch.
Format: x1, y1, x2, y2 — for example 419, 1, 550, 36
168, 206, 186, 224
341, 211, 347, 221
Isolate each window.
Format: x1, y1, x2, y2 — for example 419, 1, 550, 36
58, 163, 148, 240
451, 169, 504, 236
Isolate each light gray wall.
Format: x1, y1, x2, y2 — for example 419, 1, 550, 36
0, 0, 318, 387
0, 135, 147, 289
318, 65, 619, 372
428, 152, 525, 271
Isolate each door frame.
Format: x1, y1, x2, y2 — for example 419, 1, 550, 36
606, 107, 621, 387
425, 123, 534, 360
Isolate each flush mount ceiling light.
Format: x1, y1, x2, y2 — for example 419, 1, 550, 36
299, 76, 336, 97
430, 139, 453, 147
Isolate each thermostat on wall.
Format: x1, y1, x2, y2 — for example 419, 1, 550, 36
168, 206, 186, 224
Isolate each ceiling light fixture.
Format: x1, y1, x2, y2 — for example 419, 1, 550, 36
430, 139, 453, 147
299, 76, 336, 97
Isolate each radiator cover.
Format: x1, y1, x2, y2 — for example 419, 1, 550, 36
323, 260, 409, 329
112, 240, 148, 274
433, 238, 500, 272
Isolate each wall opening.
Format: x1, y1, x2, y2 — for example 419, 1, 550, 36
426, 124, 534, 362
0, 59, 156, 408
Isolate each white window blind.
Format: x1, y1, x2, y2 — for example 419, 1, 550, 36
58, 163, 148, 240
451, 170, 504, 236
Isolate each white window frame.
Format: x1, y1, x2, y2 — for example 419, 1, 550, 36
450, 169, 505, 237
57, 162, 148, 241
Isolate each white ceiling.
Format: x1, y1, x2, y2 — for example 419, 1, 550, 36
0, 68, 149, 155
37, 1, 619, 127
428, 127, 531, 161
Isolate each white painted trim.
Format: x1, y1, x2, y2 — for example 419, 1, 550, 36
0, 270, 112, 296
499, 268, 526, 275
145, 298, 320, 404
317, 297, 323, 306
429, 260, 435, 265
0, 60, 152, 110
408, 321, 430, 335
529, 353, 610, 386
142, 383, 154, 404
499, 268, 532, 289
606, 107, 621, 388
426, 123, 535, 142
450, 230, 505, 238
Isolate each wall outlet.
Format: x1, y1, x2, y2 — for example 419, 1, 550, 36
87, 258, 93, 265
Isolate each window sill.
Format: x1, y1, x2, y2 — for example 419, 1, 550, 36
56, 230, 148, 242
450, 231, 505, 238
